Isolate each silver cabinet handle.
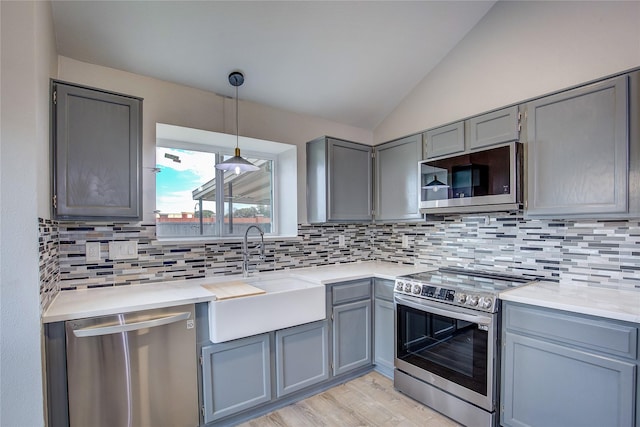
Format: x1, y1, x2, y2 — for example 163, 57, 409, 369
73, 311, 191, 337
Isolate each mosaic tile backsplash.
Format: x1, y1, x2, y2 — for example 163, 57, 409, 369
39, 214, 640, 309
39, 218, 60, 312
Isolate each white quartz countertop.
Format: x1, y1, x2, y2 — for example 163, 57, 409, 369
42, 261, 430, 323
500, 281, 640, 324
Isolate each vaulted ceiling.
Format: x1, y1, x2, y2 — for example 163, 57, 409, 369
51, 1, 496, 130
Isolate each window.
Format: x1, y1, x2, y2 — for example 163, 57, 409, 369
155, 124, 297, 239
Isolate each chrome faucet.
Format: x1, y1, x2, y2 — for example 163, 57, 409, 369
242, 225, 265, 278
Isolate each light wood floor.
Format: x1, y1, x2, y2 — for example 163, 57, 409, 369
237, 371, 462, 427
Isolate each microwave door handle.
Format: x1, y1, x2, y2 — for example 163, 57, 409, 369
72, 311, 191, 338
395, 295, 492, 326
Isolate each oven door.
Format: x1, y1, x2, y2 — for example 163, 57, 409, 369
395, 294, 497, 411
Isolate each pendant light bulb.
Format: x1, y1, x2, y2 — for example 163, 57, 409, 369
215, 71, 259, 174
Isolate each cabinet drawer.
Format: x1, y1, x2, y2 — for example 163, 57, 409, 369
374, 278, 394, 301
332, 280, 371, 305
505, 303, 637, 359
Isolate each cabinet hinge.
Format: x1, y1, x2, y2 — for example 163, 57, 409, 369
331, 312, 334, 321
199, 355, 203, 366
371, 151, 375, 159
52, 195, 57, 209
501, 404, 504, 413
517, 112, 522, 132
53, 90, 57, 105
201, 406, 205, 417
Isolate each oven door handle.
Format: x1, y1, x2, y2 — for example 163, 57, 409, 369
394, 295, 493, 326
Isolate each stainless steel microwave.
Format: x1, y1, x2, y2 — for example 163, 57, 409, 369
419, 142, 522, 214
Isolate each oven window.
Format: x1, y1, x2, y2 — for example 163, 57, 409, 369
396, 303, 488, 395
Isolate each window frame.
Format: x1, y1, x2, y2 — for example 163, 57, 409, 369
156, 138, 279, 239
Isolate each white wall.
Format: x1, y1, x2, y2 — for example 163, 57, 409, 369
57, 57, 373, 223
375, 1, 640, 143
1, 1, 57, 425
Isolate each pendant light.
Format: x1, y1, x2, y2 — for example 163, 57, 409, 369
215, 71, 259, 174
424, 175, 449, 192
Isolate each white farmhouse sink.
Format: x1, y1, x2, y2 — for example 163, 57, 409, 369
208, 275, 326, 343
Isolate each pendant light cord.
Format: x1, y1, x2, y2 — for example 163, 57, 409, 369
235, 84, 239, 150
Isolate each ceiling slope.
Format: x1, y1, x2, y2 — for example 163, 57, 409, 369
51, 1, 495, 130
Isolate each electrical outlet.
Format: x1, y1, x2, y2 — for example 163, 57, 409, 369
402, 235, 409, 249
338, 235, 346, 247
86, 242, 101, 262
108, 241, 138, 260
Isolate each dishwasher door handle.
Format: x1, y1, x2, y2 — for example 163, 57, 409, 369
73, 311, 191, 337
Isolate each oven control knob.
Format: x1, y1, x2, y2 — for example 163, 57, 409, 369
395, 281, 404, 291
480, 297, 493, 309
404, 283, 412, 293
456, 293, 467, 304
412, 284, 422, 295
467, 295, 479, 306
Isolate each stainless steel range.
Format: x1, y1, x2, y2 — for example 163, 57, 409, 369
394, 267, 535, 427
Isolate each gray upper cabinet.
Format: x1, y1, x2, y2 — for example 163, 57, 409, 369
501, 302, 638, 427
374, 134, 422, 221
467, 105, 519, 150
307, 137, 372, 223
52, 81, 142, 220
423, 121, 465, 159
525, 75, 629, 217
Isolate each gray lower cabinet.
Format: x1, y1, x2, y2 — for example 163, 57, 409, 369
201, 334, 271, 423
501, 302, 638, 427
52, 81, 142, 220
275, 321, 329, 397
374, 134, 422, 221
524, 74, 629, 217
373, 278, 395, 378
330, 279, 373, 377
306, 136, 373, 223
201, 320, 330, 424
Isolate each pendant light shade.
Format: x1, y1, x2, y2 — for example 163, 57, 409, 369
424, 175, 449, 192
215, 71, 259, 174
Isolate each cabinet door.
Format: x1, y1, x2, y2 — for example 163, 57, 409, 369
467, 106, 519, 150
53, 82, 142, 219
375, 135, 422, 221
373, 298, 395, 378
501, 332, 636, 427
327, 138, 372, 221
373, 278, 394, 302
526, 75, 629, 216
201, 334, 271, 423
332, 299, 372, 376
275, 321, 329, 397
424, 121, 465, 159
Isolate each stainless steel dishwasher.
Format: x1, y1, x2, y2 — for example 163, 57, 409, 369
65, 304, 199, 427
